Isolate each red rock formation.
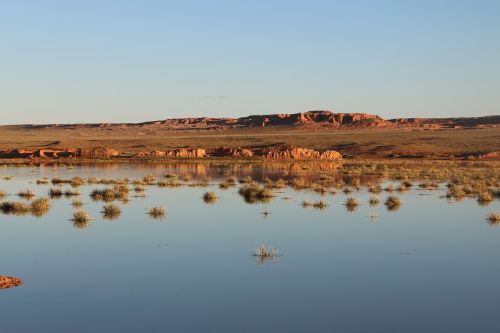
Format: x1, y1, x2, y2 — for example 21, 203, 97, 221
259, 146, 342, 160
77, 147, 119, 158
211, 147, 254, 157
479, 151, 500, 159
134, 149, 206, 158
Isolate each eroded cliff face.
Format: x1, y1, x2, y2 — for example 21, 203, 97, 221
0, 145, 342, 160
17, 111, 499, 131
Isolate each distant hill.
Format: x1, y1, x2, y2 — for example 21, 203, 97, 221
18, 111, 500, 130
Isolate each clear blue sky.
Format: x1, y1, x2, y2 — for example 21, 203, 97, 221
1, 0, 499, 124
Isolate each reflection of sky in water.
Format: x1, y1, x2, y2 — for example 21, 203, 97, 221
0, 164, 499, 333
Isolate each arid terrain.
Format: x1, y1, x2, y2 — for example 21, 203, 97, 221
1, 111, 499, 160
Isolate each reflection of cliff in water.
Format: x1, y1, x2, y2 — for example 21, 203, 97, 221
20, 160, 383, 186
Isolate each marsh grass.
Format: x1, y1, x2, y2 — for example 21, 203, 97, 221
253, 245, 279, 264
36, 178, 49, 185
71, 210, 92, 229
71, 177, 86, 187
385, 196, 401, 210
72, 199, 83, 208
238, 183, 274, 203
49, 188, 63, 198
102, 203, 121, 220
477, 192, 493, 205
0, 190, 6, 198
369, 196, 380, 206
0, 201, 31, 215
203, 191, 217, 204
30, 197, 50, 217
148, 206, 166, 219
17, 189, 35, 199
488, 212, 500, 225
344, 197, 359, 211
313, 200, 328, 209
64, 189, 80, 197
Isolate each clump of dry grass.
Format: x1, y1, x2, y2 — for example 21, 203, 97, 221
71, 210, 92, 229
253, 244, 278, 259
134, 185, 145, 193
369, 196, 380, 206
148, 206, 166, 219
368, 185, 382, 193
64, 189, 80, 197
71, 177, 86, 187
0, 190, 7, 198
30, 197, 50, 215
0, 201, 31, 215
344, 197, 359, 211
313, 200, 328, 209
72, 199, 83, 208
90, 186, 128, 202
477, 192, 493, 205
203, 191, 217, 204
102, 203, 121, 220
49, 188, 63, 198
17, 189, 35, 199
488, 212, 500, 225
36, 178, 49, 185
238, 183, 274, 203
385, 196, 401, 210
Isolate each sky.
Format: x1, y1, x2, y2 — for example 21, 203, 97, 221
1, 0, 499, 124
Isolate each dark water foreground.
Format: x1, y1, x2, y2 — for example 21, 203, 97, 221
0, 162, 499, 333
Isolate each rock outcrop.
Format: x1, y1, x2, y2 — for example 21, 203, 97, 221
133, 149, 206, 158
479, 151, 500, 159
259, 146, 342, 160
0, 276, 23, 289
211, 147, 254, 157
77, 147, 119, 158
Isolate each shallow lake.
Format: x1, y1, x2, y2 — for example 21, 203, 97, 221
0, 162, 499, 333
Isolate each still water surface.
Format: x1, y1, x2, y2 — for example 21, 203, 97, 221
0, 163, 499, 333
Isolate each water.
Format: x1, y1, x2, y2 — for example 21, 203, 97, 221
0, 163, 499, 333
